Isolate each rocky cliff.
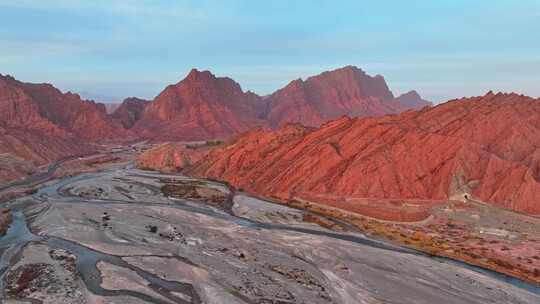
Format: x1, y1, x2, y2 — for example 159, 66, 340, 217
188, 92, 540, 214
0, 74, 131, 141
133, 69, 266, 141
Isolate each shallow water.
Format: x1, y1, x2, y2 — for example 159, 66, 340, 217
0, 167, 538, 303
0, 210, 201, 303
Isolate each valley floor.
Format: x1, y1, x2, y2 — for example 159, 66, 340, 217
0, 163, 538, 303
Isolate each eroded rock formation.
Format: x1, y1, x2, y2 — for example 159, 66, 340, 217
0, 74, 131, 141
132, 66, 431, 139
111, 97, 150, 128
0, 74, 131, 183
188, 92, 540, 214
262, 66, 431, 128
133, 69, 266, 141
137, 142, 215, 172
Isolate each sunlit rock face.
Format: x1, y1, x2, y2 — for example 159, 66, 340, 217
0, 74, 132, 141
133, 69, 267, 141
189, 92, 540, 214
263, 65, 431, 128
132, 66, 431, 140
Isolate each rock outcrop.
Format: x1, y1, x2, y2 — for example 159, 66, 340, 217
188, 92, 540, 214
137, 142, 215, 173
111, 97, 150, 128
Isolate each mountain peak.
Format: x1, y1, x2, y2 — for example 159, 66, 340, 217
284, 78, 304, 89
395, 90, 432, 109
334, 65, 363, 73
134, 69, 264, 140
263, 66, 428, 128
185, 68, 216, 82
400, 90, 421, 99
313, 65, 366, 80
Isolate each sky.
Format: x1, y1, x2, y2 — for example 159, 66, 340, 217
1, 0, 539, 103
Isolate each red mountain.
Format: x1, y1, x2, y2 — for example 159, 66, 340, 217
0, 126, 89, 184
133, 69, 265, 141
395, 90, 432, 109
188, 92, 540, 214
262, 66, 431, 128
0, 74, 131, 141
131, 66, 430, 140
0, 74, 133, 184
111, 97, 150, 128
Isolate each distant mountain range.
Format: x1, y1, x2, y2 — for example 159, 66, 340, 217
0, 66, 429, 181
1, 66, 431, 145
125, 66, 431, 140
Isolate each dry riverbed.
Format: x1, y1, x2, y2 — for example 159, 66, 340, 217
0, 167, 538, 303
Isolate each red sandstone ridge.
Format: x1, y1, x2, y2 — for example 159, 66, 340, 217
188, 92, 540, 214
131, 66, 430, 141
111, 97, 150, 128
137, 142, 215, 173
0, 126, 89, 184
0, 74, 134, 184
0, 74, 132, 141
261, 66, 431, 128
133, 69, 266, 141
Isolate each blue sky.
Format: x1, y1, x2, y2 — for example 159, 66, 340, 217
1, 1, 539, 103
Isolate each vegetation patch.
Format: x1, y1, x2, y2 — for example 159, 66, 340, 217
161, 181, 232, 211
